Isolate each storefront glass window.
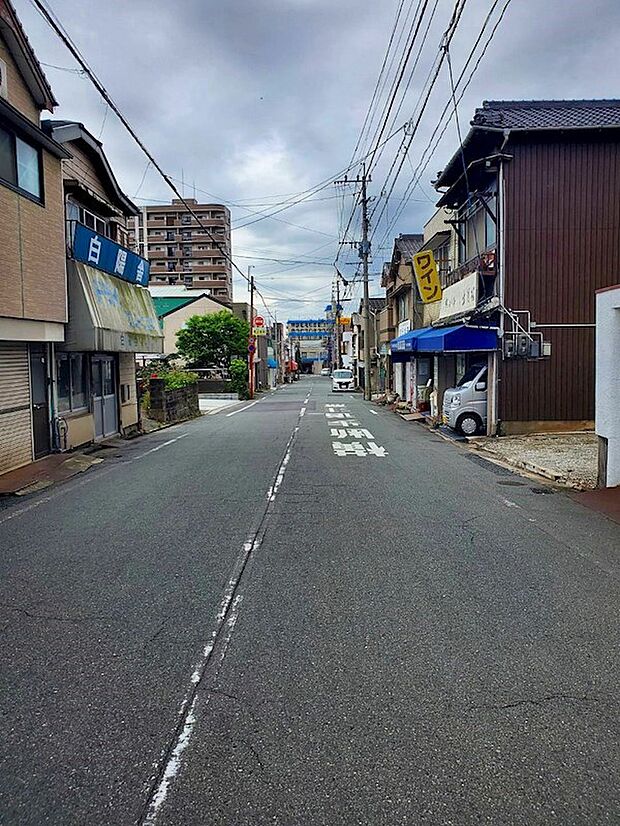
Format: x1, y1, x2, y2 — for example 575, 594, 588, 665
56, 354, 71, 412
102, 360, 114, 396
56, 353, 88, 413
70, 354, 87, 409
456, 354, 467, 384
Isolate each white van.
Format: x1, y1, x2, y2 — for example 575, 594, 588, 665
442, 363, 488, 436
332, 369, 355, 392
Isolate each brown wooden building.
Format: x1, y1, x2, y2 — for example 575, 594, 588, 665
435, 99, 620, 434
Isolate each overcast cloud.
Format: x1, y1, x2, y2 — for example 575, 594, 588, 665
15, 0, 620, 321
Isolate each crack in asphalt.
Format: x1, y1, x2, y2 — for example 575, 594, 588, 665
139, 389, 311, 825
470, 693, 592, 712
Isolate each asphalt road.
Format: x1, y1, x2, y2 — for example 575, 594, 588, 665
0, 376, 618, 825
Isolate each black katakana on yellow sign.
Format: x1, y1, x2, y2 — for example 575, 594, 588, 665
413, 250, 442, 304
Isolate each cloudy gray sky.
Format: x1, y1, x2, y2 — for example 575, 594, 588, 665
15, 0, 620, 321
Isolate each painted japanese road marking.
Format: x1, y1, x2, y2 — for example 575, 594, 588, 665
324, 403, 387, 457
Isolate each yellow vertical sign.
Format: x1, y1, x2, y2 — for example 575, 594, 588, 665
412, 250, 442, 304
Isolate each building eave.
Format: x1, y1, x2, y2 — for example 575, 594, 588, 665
42, 120, 139, 216
0, 96, 70, 157
0, 0, 57, 109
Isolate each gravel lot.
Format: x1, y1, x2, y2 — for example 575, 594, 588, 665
476, 432, 598, 489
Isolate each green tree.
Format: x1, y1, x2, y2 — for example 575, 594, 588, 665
229, 358, 249, 399
175, 312, 249, 369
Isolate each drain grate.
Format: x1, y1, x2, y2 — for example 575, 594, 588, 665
496, 479, 525, 486
530, 487, 554, 495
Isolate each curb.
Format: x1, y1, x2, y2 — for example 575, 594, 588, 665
470, 444, 590, 490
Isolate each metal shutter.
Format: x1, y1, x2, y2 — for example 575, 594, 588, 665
0, 343, 33, 474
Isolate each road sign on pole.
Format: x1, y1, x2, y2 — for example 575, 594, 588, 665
254, 315, 265, 328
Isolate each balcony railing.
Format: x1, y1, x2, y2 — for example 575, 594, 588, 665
444, 248, 496, 288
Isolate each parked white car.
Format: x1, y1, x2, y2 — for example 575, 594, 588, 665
320, 367, 330, 376
332, 369, 355, 392
442, 363, 488, 435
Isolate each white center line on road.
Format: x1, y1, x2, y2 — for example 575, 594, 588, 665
225, 401, 258, 417
141, 388, 311, 824
501, 497, 521, 509
370, 410, 379, 415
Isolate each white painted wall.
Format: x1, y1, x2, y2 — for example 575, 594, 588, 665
595, 285, 620, 486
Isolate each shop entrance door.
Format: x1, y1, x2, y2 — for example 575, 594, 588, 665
92, 355, 118, 439
29, 345, 50, 458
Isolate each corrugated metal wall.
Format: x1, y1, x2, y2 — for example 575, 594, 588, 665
0, 342, 33, 474
500, 135, 620, 423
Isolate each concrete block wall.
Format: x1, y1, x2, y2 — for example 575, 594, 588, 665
149, 379, 200, 423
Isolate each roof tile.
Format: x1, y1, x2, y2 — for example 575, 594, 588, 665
472, 99, 620, 130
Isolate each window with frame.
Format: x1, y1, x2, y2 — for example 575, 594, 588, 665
484, 192, 497, 248
181, 213, 192, 224
66, 199, 108, 236
56, 353, 88, 413
0, 124, 43, 201
397, 292, 408, 322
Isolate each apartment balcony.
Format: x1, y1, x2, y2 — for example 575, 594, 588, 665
444, 248, 496, 288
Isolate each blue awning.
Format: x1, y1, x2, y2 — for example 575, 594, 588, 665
390, 328, 425, 353
267, 357, 278, 369
416, 324, 497, 353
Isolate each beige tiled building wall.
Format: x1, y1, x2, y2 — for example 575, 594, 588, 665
0, 37, 38, 122
0, 37, 66, 325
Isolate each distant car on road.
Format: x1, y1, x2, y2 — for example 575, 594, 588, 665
320, 367, 330, 376
332, 368, 355, 392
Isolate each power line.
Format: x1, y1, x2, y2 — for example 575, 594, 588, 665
366, 0, 431, 174
356, 0, 419, 164
336, 0, 448, 266
375, 0, 513, 249
368, 0, 441, 176
369, 0, 470, 236
348, 0, 410, 166
27, 0, 278, 323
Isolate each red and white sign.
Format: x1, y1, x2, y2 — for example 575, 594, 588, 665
253, 315, 265, 328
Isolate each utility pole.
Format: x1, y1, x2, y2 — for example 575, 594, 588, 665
248, 266, 255, 400
335, 166, 371, 399
335, 276, 341, 369
360, 165, 372, 401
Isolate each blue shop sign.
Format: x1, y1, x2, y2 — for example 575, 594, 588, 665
72, 222, 150, 286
